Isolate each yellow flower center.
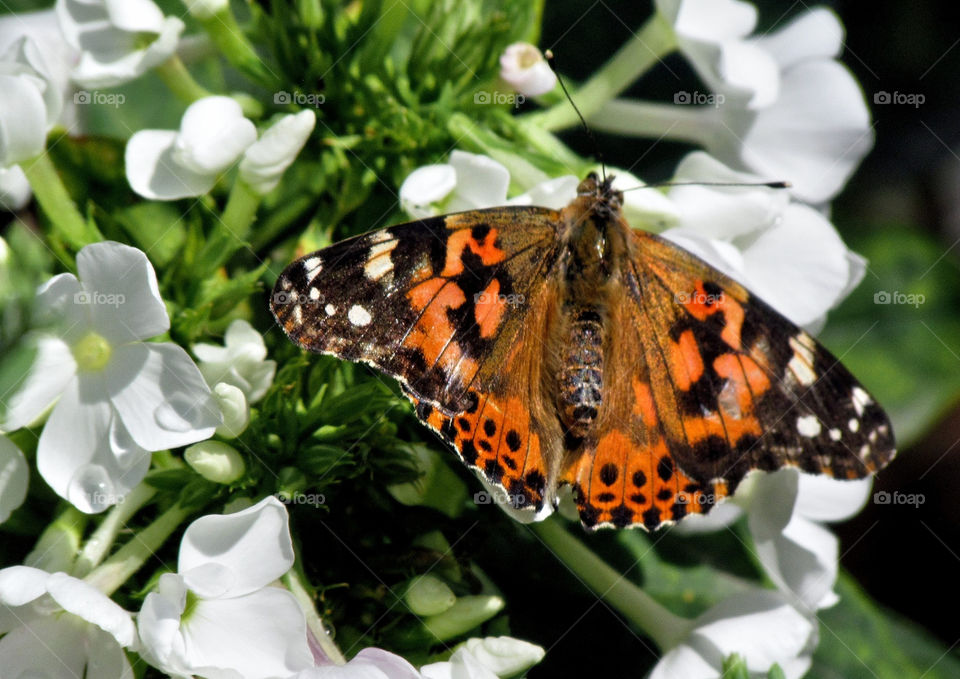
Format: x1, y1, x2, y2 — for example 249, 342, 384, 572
72, 332, 112, 372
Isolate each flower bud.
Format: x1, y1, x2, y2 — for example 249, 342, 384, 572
184, 441, 245, 484
213, 382, 249, 438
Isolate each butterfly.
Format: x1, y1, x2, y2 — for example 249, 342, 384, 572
270, 173, 896, 531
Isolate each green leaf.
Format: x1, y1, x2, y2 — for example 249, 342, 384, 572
811, 571, 960, 678
820, 225, 960, 446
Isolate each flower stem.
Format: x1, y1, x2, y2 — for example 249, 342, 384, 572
24, 505, 88, 573
588, 99, 715, 146
84, 502, 194, 596
155, 55, 212, 104
19, 153, 100, 250
198, 8, 276, 87
284, 568, 347, 665
530, 518, 691, 649
523, 12, 677, 132
196, 179, 262, 275
71, 484, 157, 578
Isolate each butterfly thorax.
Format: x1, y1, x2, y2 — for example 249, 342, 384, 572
555, 174, 629, 438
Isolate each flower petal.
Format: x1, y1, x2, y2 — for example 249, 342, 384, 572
421, 647, 500, 679
0, 71, 48, 166
659, 0, 756, 42
447, 150, 510, 211
138, 573, 190, 675
399, 163, 456, 218
755, 516, 840, 612
125, 129, 217, 200
794, 473, 872, 522
174, 96, 257, 175
0, 165, 32, 211
737, 60, 873, 203
76, 240, 169, 343
740, 203, 852, 326
717, 40, 779, 108
0, 614, 88, 679
46, 571, 136, 647
179, 496, 294, 597
507, 175, 578, 209
499, 43, 556, 97
462, 636, 546, 676
102, 0, 165, 33
106, 342, 220, 451
240, 109, 316, 194
0, 333, 75, 431
0, 435, 28, 523
751, 8, 843, 69
174, 589, 313, 679
0, 565, 50, 606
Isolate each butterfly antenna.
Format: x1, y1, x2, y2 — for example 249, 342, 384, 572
623, 180, 792, 192
545, 50, 606, 181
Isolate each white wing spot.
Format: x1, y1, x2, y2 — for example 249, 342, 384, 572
829, 428, 842, 441
309, 287, 320, 300
325, 304, 336, 316
848, 418, 860, 433
852, 387, 871, 416
303, 256, 323, 284
796, 415, 821, 438
291, 304, 303, 324
369, 230, 393, 244
364, 240, 397, 282
786, 334, 817, 386
348, 304, 372, 327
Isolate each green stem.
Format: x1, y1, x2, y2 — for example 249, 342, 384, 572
283, 569, 347, 665
531, 518, 691, 649
23, 505, 88, 573
196, 179, 262, 275
84, 503, 193, 596
588, 99, 716, 146
524, 12, 677, 131
198, 8, 276, 87
72, 484, 157, 578
19, 153, 100, 250
155, 55, 212, 104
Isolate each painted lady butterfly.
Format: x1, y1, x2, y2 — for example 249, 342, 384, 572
271, 174, 895, 531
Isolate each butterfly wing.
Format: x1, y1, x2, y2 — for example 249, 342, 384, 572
272, 208, 567, 514
562, 226, 896, 531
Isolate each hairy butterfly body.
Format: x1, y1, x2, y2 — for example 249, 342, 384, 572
271, 174, 895, 531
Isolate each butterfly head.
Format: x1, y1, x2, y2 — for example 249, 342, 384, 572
577, 172, 623, 221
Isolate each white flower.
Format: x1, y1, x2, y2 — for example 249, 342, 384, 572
421, 647, 498, 679
399, 150, 578, 218
126, 96, 258, 200
183, 0, 228, 20
679, 468, 872, 612
184, 440, 245, 484
0, 36, 63, 167
650, 590, 816, 679
459, 637, 546, 677
0, 241, 220, 513
295, 648, 421, 679
193, 319, 276, 403
138, 496, 314, 679
499, 43, 557, 97
0, 566, 136, 678
239, 110, 316, 195
659, 152, 864, 329
56, 0, 185, 89
0, 435, 28, 523
212, 382, 250, 438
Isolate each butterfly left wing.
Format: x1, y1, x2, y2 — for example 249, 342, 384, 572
272, 208, 568, 514
561, 227, 896, 531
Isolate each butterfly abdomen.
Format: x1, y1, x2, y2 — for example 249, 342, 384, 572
557, 307, 605, 437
